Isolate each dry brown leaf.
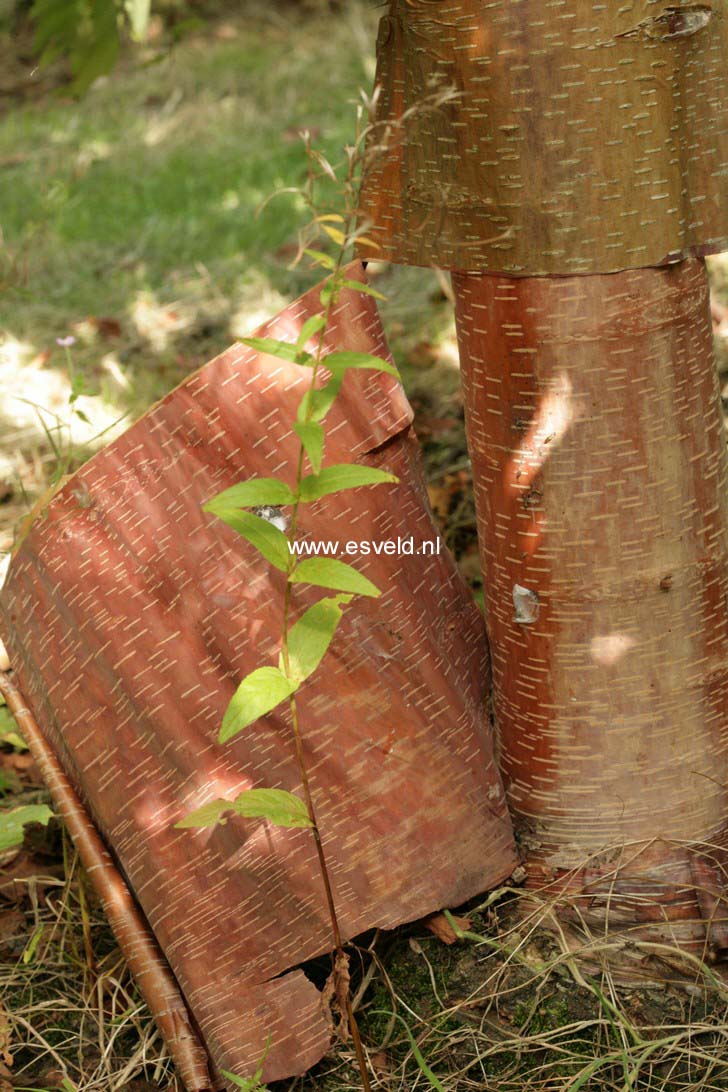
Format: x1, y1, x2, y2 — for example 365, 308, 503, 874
427, 485, 451, 519
0, 850, 64, 900
370, 1050, 391, 1072
320, 950, 351, 1041
92, 316, 123, 339
421, 911, 471, 945
0, 907, 25, 946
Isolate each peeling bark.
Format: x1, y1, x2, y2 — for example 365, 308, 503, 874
452, 259, 728, 953
358, 0, 728, 274
1, 265, 517, 1087
0, 671, 215, 1091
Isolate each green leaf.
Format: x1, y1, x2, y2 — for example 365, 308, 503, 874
321, 224, 346, 246
206, 478, 295, 510
290, 558, 380, 598
32, 0, 76, 59
0, 804, 53, 854
221, 1034, 271, 1090
296, 313, 326, 351
324, 351, 400, 378
220, 1069, 268, 1092
241, 336, 311, 365
354, 235, 381, 251
281, 595, 352, 682
220, 1073, 268, 1092
176, 789, 311, 830
299, 465, 397, 502
205, 508, 291, 572
175, 799, 234, 829
220, 667, 296, 743
341, 278, 386, 301
566, 1055, 617, 1092
71, 0, 119, 95
32, 0, 120, 96
294, 421, 324, 473
22, 923, 44, 965
304, 249, 335, 271
0, 707, 27, 752
297, 373, 345, 425
0, 770, 20, 796
232, 788, 312, 828
396, 1016, 446, 1092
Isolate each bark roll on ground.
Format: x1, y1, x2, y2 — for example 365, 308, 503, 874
452, 259, 728, 953
1, 265, 517, 1088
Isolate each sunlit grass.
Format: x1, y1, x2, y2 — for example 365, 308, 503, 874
0, 1, 379, 373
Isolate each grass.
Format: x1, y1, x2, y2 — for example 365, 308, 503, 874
289, 886, 728, 1092
2, 2, 728, 1090
1, 4, 372, 331
1, 826, 179, 1091
0, 0, 456, 566
6, 840, 728, 1091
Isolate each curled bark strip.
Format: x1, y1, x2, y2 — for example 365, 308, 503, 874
452, 258, 728, 953
1, 264, 517, 1085
0, 672, 215, 1092
358, 0, 728, 274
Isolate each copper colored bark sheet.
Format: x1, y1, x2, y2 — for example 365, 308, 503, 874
0, 672, 213, 1091
453, 259, 728, 952
1, 265, 517, 1087
359, 0, 728, 275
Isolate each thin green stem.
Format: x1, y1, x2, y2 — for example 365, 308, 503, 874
277, 149, 372, 1091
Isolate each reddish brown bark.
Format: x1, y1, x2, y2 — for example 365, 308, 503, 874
359, 0, 728, 274
1, 264, 517, 1087
452, 258, 728, 953
0, 671, 215, 1091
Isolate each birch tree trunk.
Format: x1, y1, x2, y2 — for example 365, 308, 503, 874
359, 0, 728, 276
359, 0, 728, 952
452, 259, 728, 953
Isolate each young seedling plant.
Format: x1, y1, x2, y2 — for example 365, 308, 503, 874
176, 106, 394, 1092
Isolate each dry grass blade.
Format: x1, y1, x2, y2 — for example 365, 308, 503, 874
1, 841, 176, 1091
286, 884, 728, 1092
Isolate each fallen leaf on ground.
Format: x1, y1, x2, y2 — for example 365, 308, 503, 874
0, 907, 25, 946
427, 485, 452, 519
320, 949, 351, 1040
92, 316, 123, 339
0, 850, 64, 901
421, 911, 472, 945
370, 1050, 392, 1075
2, 752, 41, 785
